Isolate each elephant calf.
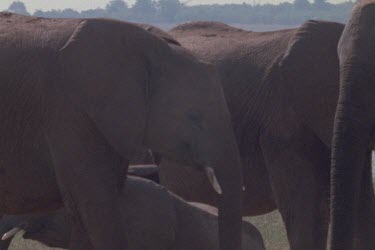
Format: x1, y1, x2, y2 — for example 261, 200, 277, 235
0, 177, 265, 250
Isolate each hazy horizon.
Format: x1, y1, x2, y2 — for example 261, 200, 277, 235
0, 0, 348, 12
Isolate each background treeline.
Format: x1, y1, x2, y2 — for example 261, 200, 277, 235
6, 0, 353, 26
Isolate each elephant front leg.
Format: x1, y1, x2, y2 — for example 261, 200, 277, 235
45, 111, 128, 250
354, 151, 375, 249
260, 123, 330, 250
68, 219, 94, 250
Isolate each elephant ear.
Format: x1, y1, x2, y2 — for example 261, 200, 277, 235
278, 20, 344, 145
57, 19, 165, 158
137, 23, 181, 46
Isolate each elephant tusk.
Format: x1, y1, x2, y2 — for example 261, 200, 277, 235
204, 166, 222, 194
2, 227, 21, 240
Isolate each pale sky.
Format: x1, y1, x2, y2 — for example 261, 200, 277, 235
0, 0, 346, 13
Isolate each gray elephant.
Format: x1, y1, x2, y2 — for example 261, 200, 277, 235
137, 20, 347, 250
330, 1, 375, 250
0, 13, 243, 250
0, 177, 265, 250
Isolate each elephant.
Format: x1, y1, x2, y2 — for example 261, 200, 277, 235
0, 177, 265, 250
137, 20, 347, 250
330, 1, 375, 249
0, 13, 243, 250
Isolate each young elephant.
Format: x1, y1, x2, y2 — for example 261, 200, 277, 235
0, 13, 243, 249
0, 177, 264, 250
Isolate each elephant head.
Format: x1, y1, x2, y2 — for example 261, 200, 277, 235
144, 43, 244, 250
0, 15, 242, 249
330, 1, 375, 249
53, 19, 243, 249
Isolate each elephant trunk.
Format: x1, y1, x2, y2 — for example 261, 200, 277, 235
210, 132, 243, 250
330, 64, 373, 250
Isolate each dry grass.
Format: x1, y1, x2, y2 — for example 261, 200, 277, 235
246, 211, 289, 250
9, 211, 288, 250
9, 233, 61, 250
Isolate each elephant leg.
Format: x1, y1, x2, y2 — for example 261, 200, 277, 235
46, 110, 128, 250
68, 221, 94, 250
260, 123, 330, 250
355, 151, 375, 249
241, 146, 276, 216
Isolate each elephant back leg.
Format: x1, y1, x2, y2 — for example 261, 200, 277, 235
45, 101, 129, 250
259, 109, 330, 250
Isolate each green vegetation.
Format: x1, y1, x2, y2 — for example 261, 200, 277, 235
4, 0, 354, 25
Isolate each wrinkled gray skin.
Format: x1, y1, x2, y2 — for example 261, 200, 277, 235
0, 13, 243, 250
330, 1, 375, 250
145, 20, 346, 250
0, 177, 264, 250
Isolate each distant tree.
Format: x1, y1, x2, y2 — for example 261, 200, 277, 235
131, 0, 157, 21
60, 8, 80, 18
293, 0, 311, 9
313, 0, 328, 9
8, 0, 355, 27
158, 0, 184, 22
33, 9, 45, 17
107, 0, 128, 10
8, 1, 29, 15
106, 0, 128, 16
80, 8, 107, 18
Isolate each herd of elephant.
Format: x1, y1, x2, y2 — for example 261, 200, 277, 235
0, 0, 374, 249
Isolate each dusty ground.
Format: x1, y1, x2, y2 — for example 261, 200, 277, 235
8, 211, 288, 250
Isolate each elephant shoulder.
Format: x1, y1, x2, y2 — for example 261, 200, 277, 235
279, 20, 344, 69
